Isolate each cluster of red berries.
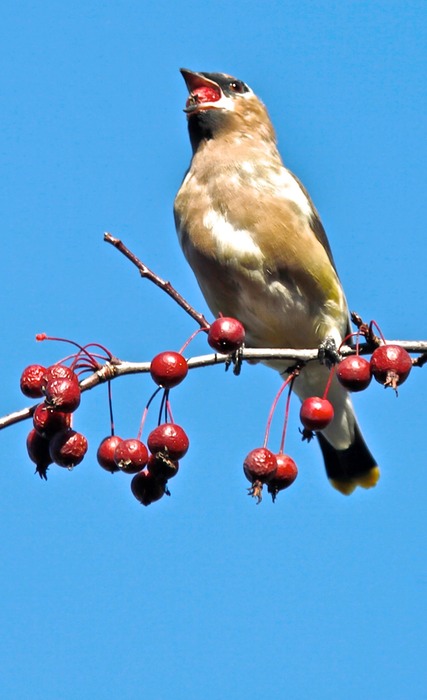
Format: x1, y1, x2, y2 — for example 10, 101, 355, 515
19, 319, 413, 507
21, 362, 87, 479
242, 330, 413, 504
96, 351, 190, 506
19, 319, 241, 505
299, 342, 413, 438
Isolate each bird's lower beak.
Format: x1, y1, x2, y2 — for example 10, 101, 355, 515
180, 68, 222, 113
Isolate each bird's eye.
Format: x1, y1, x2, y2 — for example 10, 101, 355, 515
228, 81, 247, 94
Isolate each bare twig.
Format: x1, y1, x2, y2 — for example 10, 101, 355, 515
104, 232, 210, 330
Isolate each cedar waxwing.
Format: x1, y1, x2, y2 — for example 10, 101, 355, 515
174, 69, 379, 494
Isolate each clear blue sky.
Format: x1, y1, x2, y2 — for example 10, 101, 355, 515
1, 1, 426, 698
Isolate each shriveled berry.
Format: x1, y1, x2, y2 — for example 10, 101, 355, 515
150, 351, 188, 388
268, 454, 298, 502
147, 453, 179, 480
33, 403, 71, 438
147, 423, 189, 460
26, 428, 52, 479
41, 364, 76, 388
243, 447, 277, 483
43, 376, 81, 413
20, 364, 46, 398
49, 429, 88, 468
370, 344, 412, 391
131, 470, 166, 506
300, 397, 334, 431
97, 435, 123, 473
336, 356, 372, 392
243, 447, 277, 503
208, 317, 245, 353
114, 439, 149, 474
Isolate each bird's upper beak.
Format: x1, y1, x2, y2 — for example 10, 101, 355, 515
180, 69, 222, 114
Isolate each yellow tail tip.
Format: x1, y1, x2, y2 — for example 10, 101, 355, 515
330, 466, 381, 496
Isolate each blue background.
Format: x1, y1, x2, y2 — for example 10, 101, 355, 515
1, 2, 426, 698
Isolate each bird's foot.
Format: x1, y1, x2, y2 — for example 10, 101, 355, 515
318, 336, 340, 368
225, 346, 244, 376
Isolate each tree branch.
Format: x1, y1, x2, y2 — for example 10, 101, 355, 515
2, 341, 427, 432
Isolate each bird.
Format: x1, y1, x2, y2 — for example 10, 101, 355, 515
173, 68, 379, 495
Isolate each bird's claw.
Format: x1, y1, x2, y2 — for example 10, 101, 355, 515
225, 345, 244, 376
318, 337, 340, 368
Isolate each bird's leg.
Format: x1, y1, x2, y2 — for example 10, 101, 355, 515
318, 336, 341, 368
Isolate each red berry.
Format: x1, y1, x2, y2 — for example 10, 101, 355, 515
370, 344, 412, 390
243, 447, 277, 483
131, 470, 165, 506
20, 364, 46, 398
43, 376, 81, 412
97, 435, 123, 473
208, 317, 245, 353
49, 429, 88, 468
147, 454, 179, 480
243, 447, 277, 504
300, 397, 334, 431
33, 403, 71, 438
26, 428, 52, 479
147, 423, 189, 460
114, 439, 149, 474
336, 356, 372, 392
268, 454, 298, 502
150, 352, 188, 388
42, 364, 77, 388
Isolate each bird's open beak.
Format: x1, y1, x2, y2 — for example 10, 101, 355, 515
180, 69, 222, 113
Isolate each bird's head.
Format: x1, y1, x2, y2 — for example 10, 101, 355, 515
179, 69, 276, 152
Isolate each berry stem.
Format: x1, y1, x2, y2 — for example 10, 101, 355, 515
179, 327, 209, 354
279, 375, 296, 454
157, 389, 170, 427
322, 366, 336, 399
369, 320, 386, 344
136, 386, 163, 440
166, 399, 175, 424
263, 374, 294, 448
107, 380, 115, 436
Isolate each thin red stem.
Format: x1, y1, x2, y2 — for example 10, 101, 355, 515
322, 366, 336, 400
263, 374, 294, 448
279, 375, 296, 454
179, 327, 208, 354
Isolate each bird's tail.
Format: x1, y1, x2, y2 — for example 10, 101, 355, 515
316, 422, 379, 495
